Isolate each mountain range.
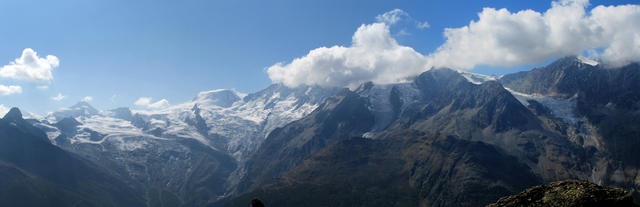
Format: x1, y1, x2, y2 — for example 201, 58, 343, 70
2, 56, 640, 206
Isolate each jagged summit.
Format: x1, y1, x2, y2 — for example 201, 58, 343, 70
18, 56, 640, 207
50, 101, 99, 121
2, 107, 22, 121
546, 56, 600, 69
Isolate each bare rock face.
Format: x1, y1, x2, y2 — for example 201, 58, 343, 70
488, 180, 637, 207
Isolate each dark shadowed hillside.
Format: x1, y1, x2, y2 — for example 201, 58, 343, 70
0, 108, 145, 206
225, 66, 604, 206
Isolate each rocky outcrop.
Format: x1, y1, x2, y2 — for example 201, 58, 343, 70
488, 180, 637, 207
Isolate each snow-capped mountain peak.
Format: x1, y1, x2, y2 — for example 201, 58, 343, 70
457, 70, 499, 85
193, 89, 244, 108
37, 84, 340, 163
50, 101, 100, 121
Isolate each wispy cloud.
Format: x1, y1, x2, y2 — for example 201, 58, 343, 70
375, 9, 409, 25
134, 97, 169, 109
0, 48, 59, 82
417, 21, 430, 29
0, 85, 22, 96
51, 93, 65, 101
82, 96, 93, 102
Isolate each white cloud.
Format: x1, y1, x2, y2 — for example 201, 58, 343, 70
0, 85, 22, 96
0, 48, 59, 82
375, 9, 409, 25
268, 1, 640, 89
267, 22, 429, 89
417, 21, 430, 29
0, 104, 8, 117
51, 93, 65, 101
36, 85, 49, 90
134, 97, 170, 109
430, 0, 640, 69
82, 96, 93, 102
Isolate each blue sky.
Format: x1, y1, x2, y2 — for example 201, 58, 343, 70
0, 0, 637, 114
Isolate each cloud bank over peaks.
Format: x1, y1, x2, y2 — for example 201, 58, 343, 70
134, 97, 170, 109
267, 1, 640, 89
430, 0, 640, 69
0, 48, 59, 82
267, 22, 430, 89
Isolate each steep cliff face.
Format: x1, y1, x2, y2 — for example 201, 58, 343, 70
236, 89, 376, 194
227, 67, 598, 207
501, 58, 640, 192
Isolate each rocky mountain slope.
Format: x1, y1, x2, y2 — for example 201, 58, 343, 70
29, 84, 338, 206
227, 57, 640, 206
0, 108, 144, 207
8, 56, 640, 206
500, 57, 640, 192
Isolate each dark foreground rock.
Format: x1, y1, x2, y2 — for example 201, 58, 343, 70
488, 180, 637, 207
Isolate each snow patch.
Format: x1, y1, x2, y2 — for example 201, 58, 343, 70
505, 87, 579, 125
46, 131, 61, 140
577, 56, 599, 66
359, 84, 395, 133
358, 82, 421, 135
458, 70, 498, 85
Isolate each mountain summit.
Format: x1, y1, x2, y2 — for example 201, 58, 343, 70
2, 107, 23, 121
194, 89, 243, 107
16, 57, 640, 206
227, 58, 640, 207
50, 101, 99, 121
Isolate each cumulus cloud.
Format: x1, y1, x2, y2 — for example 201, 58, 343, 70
430, 0, 640, 69
134, 97, 170, 109
376, 9, 409, 25
0, 105, 8, 117
268, 1, 640, 89
51, 93, 65, 101
267, 22, 429, 88
82, 96, 93, 102
0, 48, 59, 82
0, 85, 22, 96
